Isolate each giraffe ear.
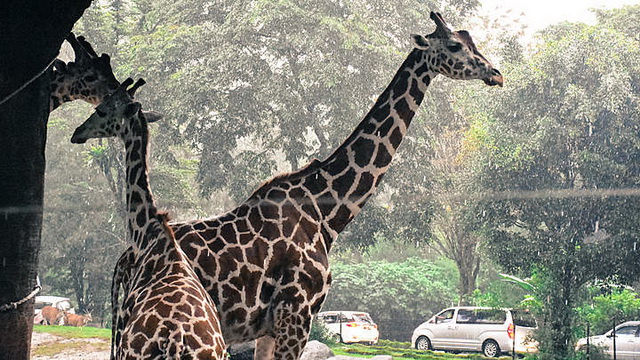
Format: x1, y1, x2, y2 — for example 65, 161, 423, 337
411, 34, 430, 50
142, 111, 163, 123
52, 59, 67, 72
125, 102, 142, 118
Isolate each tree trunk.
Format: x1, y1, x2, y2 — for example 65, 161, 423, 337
457, 255, 480, 305
0, 70, 50, 360
0, 1, 91, 357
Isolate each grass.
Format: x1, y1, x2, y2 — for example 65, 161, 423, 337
331, 342, 517, 360
33, 325, 111, 340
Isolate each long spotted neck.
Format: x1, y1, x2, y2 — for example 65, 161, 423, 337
122, 113, 161, 254
49, 70, 101, 112
313, 49, 435, 240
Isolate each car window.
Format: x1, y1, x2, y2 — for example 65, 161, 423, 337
474, 309, 506, 324
614, 325, 639, 336
319, 314, 338, 323
512, 309, 537, 328
436, 309, 455, 323
456, 309, 476, 323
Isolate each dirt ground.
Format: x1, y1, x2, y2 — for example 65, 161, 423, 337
31, 332, 110, 360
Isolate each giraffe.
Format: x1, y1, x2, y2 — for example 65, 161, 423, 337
115, 11, 502, 360
50, 32, 120, 112
71, 79, 227, 360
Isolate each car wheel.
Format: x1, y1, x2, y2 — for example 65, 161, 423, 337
415, 336, 432, 351
334, 334, 343, 343
482, 339, 501, 358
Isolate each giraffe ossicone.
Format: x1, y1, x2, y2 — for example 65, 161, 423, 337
50, 32, 120, 112
113, 11, 502, 360
72, 79, 226, 360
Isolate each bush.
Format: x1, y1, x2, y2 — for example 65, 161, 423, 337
308, 319, 338, 345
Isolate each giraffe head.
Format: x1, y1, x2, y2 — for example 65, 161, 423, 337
51, 33, 120, 107
411, 12, 503, 86
70, 78, 162, 144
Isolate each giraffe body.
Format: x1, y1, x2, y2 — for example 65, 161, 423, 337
72, 80, 226, 360
50, 32, 120, 112
115, 12, 502, 360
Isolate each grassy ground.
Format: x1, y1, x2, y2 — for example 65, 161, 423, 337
32, 325, 111, 357
331, 341, 517, 360
32, 340, 109, 357
32, 327, 519, 359
33, 325, 111, 339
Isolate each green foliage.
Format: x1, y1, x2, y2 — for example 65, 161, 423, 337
575, 287, 640, 336
308, 319, 338, 345
322, 257, 458, 341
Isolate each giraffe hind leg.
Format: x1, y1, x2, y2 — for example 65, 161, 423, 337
272, 305, 313, 360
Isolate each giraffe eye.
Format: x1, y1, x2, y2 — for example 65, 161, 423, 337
447, 42, 462, 52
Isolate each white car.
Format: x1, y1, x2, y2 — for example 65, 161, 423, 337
316, 311, 379, 344
411, 306, 538, 357
576, 321, 640, 360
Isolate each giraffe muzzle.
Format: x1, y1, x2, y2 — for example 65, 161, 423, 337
483, 69, 504, 87
70, 128, 88, 144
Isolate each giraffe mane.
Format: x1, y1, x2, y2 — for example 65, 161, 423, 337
156, 211, 176, 238
247, 158, 324, 199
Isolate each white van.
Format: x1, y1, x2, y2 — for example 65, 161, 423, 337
316, 311, 379, 344
411, 306, 538, 357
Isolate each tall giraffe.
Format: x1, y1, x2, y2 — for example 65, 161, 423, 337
115, 11, 502, 360
71, 79, 227, 360
50, 32, 120, 112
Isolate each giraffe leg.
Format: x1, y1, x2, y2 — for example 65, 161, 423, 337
272, 307, 312, 360
254, 335, 276, 360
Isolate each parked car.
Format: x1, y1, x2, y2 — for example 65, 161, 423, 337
33, 296, 75, 324
316, 311, 379, 344
575, 321, 640, 360
411, 306, 538, 357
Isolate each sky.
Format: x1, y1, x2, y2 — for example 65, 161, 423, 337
480, 0, 640, 35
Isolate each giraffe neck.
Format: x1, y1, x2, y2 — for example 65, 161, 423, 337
122, 114, 160, 253
49, 70, 101, 112
313, 49, 436, 241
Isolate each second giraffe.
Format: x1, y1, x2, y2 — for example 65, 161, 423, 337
71, 79, 227, 360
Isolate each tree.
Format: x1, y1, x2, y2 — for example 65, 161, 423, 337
0, 1, 91, 357
471, 14, 640, 359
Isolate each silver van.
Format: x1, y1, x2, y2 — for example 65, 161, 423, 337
411, 306, 538, 357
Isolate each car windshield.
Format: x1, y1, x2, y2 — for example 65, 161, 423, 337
352, 313, 374, 324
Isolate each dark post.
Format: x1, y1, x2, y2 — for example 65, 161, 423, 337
586, 322, 590, 360
612, 318, 617, 360
339, 311, 343, 342
512, 321, 516, 360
